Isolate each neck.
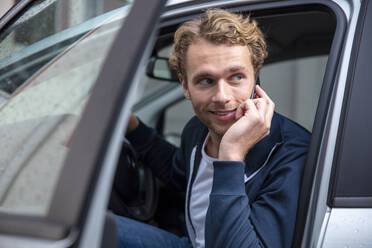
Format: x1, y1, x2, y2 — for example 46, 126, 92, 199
205, 131, 223, 158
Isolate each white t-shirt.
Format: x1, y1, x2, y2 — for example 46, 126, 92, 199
189, 134, 217, 248
189, 134, 250, 247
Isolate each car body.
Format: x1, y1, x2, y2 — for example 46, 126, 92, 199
0, 0, 371, 247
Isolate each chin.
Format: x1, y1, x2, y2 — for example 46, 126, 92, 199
196, 114, 232, 136
209, 123, 231, 137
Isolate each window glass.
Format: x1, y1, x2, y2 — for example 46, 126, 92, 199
0, 0, 131, 216
0, 0, 130, 97
261, 55, 327, 131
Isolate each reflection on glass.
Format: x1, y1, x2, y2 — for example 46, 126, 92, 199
0, 0, 129, 95
0, 0, 131, 216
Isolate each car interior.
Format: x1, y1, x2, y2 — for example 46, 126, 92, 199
108, 3, 337, 239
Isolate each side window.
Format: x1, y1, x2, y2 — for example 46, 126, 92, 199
261, 55, 327, 131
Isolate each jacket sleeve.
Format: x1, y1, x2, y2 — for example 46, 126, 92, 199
126, 119, 187, 191
205, 139, 308, 248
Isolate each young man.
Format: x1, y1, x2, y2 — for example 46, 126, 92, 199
116, 8, 310, 248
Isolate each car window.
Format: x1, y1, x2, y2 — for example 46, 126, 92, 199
0, 0, 130, 102
261, 55, 327, 131
0, 0, 131, 217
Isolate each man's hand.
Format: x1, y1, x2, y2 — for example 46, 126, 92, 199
218, 85, 275, 161
127, 113, 139, 133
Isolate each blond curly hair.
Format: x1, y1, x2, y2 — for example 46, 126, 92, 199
169, 8, 267, 82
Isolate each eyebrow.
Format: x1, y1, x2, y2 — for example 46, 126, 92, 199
192, 66, 247, 81
227, 66, 246, 73
192, 72, 214, 81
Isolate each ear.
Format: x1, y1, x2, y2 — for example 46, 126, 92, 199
179, 73, 191, 100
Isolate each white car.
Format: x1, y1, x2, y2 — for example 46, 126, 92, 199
0, 0, 371, 247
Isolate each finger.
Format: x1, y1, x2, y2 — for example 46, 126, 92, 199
235, 99, 257, 119
235, 104, 244, 119
254, 98, 274, 135
253, 98, 268, 119
255, 86, 275, 121
266, 97, 275, 122
255, 85, 271, 101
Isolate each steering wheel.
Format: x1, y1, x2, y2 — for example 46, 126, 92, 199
108, 138, 158, 221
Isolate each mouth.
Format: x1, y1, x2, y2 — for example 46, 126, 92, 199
209, 109, 236, 121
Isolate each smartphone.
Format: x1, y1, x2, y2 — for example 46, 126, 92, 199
250, 77, 260, 99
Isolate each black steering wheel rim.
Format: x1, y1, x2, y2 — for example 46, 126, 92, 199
108, 138, 158, 221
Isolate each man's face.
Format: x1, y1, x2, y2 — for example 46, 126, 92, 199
181, 38, 255, 137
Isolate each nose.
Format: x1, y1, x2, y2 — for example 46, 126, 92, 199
211, 80, 231, 104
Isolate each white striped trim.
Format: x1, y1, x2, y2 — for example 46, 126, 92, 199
185, 146, 197, 247
244, 143, 280, 183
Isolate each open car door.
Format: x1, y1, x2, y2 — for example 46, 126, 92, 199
0, 0, 166, 247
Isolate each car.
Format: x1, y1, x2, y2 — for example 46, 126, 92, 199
0, 0, 371, 247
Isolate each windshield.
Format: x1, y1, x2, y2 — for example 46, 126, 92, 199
0, 0, 131, 217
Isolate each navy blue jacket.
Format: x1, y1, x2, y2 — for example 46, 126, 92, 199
127, 112, 310, 248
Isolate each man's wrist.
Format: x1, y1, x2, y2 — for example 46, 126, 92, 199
218, 151, 244, 162
218, 141, 251, 162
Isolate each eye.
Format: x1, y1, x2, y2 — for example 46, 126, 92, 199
231, 75, 243, 81
198, 78, 213, 85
